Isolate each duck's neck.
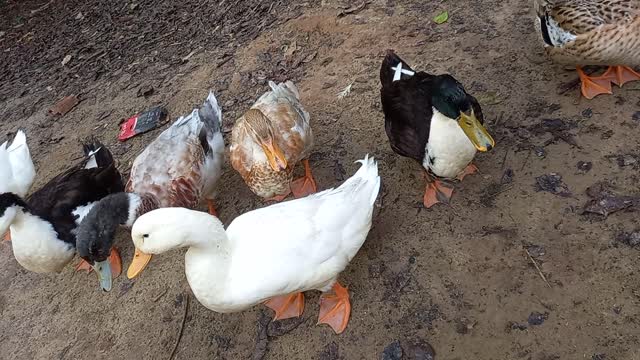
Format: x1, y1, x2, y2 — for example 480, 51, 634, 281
93, 192, 159, 228
181, 214, 233, 310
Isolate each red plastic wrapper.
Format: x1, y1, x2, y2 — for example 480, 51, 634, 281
118, 106, 167, 141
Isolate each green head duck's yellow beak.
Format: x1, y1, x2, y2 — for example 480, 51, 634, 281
458, 110, 495, 152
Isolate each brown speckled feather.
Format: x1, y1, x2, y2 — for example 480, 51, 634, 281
230, 81, 313, 199
535, 0, 640, 65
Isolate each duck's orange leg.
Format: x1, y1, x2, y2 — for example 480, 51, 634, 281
577, 66, 614, 99
423, 180, 454, 208
3, 231, 10, 242
108, 248, 122, 278
207, 199, 218, 217
318, 282, 351, 334
75, 259, 92, 273
457, 163, 478, 181
290, 159, 317, 199
264, 292, 305, 320
75, 248, 122, 277
604, 66, 640, 87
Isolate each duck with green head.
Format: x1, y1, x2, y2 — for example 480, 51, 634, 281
380, 50, 495, 208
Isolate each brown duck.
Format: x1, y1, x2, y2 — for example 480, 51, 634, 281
230, 81, 316, 201
534, 0, 640, 99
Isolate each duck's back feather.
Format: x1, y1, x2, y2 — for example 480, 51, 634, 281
535, 0, 640, 65
380, 51, 434, 163
128, 92, 223, 207
224, 156, 380, 302
27, 141, 123, 245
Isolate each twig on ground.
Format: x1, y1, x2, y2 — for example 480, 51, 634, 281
169, 293, 190, 360
525, 248, 552, 288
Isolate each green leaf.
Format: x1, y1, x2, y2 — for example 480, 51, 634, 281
433, 11, 449, 24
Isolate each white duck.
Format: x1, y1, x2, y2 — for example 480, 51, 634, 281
0, 130, 36, 241
129, 155, 380, 334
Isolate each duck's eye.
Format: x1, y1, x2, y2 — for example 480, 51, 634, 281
142, 234, 149, 238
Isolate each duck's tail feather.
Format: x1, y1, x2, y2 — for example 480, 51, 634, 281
198, 91, 222, 134
339, 154, 381, 206
7, 130, 28, 152
268, 80, 301, 100
81, 139, 114, 169
380, 49, 416, 88
81, 140, 124, 192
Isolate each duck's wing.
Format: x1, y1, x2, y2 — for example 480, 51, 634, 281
196, 91, 225, 199
27, 141, 124, 245
536, 0, 640, 64
538, 0, 638, 35
130, 93, 223, 208
225, 156, 380, 301
380, 52, 434, 162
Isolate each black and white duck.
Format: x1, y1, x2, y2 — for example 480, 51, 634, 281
380, 50, 495, 208
0, 137, 124, 289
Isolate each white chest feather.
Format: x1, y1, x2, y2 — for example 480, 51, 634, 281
10, 212, 75, 273
423, 109, 477, 179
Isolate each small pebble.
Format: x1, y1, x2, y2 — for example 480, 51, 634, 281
617, 154, 637, 167
576, 161, 592, 173
582, 108, 593, 118
534, 146, 546, 158
592, 354, 606, 360
526, 244, 545, 258
501, 168, 514, 185
527, 311, 548, 326
405, 341, 436, 360
381, 340, 402, 360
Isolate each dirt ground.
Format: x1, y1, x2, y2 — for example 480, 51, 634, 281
2, 0, 640, 359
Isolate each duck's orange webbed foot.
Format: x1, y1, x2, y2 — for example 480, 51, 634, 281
207, 199, 218, 217
457, 163, 478, 181
290, 159, 317, 199
577, 66, 614, 99
318, 282, 351, 334
3, 231, 10, 242
75, 259, 92, 273
604, 66, 640, 87
265, 190, 291, 202
75, 248, 122, 277
108, 248, 122, 278
423, 180, 454, 208
264, 292, 305, 320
